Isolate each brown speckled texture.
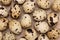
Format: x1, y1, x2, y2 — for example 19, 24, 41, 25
0, 0, 60, 40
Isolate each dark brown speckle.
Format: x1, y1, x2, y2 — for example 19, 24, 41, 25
27, 29, 33, 33
54, 14, 57, 17
42, 34, 45, 39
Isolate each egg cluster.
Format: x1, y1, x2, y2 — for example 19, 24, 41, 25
0, 0, 60, 40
